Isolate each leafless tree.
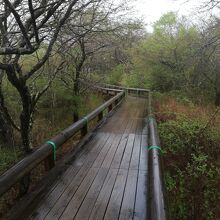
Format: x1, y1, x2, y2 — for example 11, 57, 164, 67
201, 0, 220, 10
0, 0, 102, 153
197, 17, 220, 105
56, 0, 139, 119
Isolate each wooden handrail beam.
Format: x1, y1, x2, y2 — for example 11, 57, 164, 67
0, 90, 125, 197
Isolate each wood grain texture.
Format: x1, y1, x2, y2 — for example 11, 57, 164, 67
27, 96, 149, 220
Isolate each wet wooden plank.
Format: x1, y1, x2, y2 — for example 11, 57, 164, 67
43, 164, 94, 219
119, 169, 138, 220
104, 169, 128, 220
130, 117, 138, 134
111, 134, 128, 169
124, 119, 134, 134
74, 168, 109, 220
120, 134, 135, 169
89, 169, 118, 220
135, 119, 144, 134
43, 134, 112, 220
139, 135, 148, 171
92, 134, 117, 168
59, 168, 99, 220
101, 134, 121, 168
30, 133, 109, 220
117, 115, 130, 133
133, 170, 148, 220
130, 134, 141, 170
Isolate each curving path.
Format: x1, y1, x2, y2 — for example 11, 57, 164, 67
28, 96, 148, 220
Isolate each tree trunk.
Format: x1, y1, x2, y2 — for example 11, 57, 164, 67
5, 67, 33, 194
0, 112, 13, 145
73, 82, 79, 122
19, 87, 33, 154
20, 111, 32, 153
74, 77, 80, 95
6, 68, 33, 153
0, 73, 13, 146
73, 67, 83, 122
73, 111, 79, 122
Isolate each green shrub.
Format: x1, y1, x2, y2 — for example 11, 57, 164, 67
159, 115, 220, 219
108, 64, 125, 85
159, 117, 206, 155
0, 148, 22, 174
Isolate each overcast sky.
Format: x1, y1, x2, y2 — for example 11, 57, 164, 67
130, 0, 217, 31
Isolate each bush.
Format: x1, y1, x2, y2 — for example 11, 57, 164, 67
0, 148, 22, 175
156, 99, 220, 219
108, 64, 125, 85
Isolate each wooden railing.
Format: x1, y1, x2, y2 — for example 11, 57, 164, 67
147, 90, 169, 220
0, 80, 168, 220
148, 115, 169, 219
0, 87, 125, 197
86, 80, 169, 219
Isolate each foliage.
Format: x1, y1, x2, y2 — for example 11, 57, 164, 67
155, 94, 220, 219
108, 64, 125, 84
0, 148, 22, 175
0, 83, 104, 173
105, 12, 219, 106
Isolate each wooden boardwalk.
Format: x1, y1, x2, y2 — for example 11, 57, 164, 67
28, 96, 148, 220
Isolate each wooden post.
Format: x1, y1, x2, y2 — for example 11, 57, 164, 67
81, 124, 88, 137
108, 104, 113, 112
115, 99, 119, 106
19, 174, 31, 196
98, 111, 104, 122
44, 154, 55, 171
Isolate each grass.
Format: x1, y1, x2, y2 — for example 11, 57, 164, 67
0, 147, 22, 175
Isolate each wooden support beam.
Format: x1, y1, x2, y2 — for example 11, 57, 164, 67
44, 154, 55, 171
108, 104, 113, 112
98, 111, 104, 122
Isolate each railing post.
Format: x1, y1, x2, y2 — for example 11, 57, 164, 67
44, 154, 55, 171
98, 111, 104, 122
19, 174, 31, 196
81, 121, 88, 137
108, 104, 113, 112
115, 98, 119, 106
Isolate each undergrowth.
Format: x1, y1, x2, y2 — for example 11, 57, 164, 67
0, 92, 104, 174
154, 93, 220, 220
0, 148, 22, 175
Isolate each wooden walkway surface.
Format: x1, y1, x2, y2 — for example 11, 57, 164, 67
28, 96, 148, 220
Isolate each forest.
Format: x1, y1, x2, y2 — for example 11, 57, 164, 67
0, 0, 219, 219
